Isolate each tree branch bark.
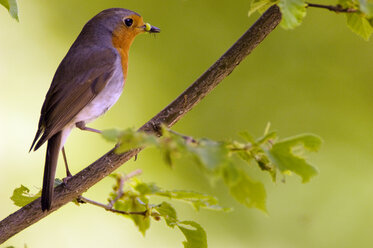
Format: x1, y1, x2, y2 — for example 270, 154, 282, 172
306, 2, 358, 13
0, 5, 281, 244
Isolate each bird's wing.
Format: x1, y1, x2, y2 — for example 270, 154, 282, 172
31, 48, 121, 151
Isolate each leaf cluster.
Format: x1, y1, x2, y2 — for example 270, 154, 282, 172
249, 0, 373, 40
11, 173, 221, 248
340, 0, 373, 39
104, 125, 321, 213
11, 125, 321, 247
107, 173, 215, 247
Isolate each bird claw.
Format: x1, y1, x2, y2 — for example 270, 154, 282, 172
62, 175, 73, 187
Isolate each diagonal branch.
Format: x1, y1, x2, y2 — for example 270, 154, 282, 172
0, 5, 282, 244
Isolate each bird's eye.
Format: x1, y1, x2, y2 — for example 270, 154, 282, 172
124, 18, 133, 27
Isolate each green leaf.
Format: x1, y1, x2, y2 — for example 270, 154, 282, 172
223, 166, 267, 212
114, 195, 150, 236
230, 130, 277, 181
278, 0, 307, 29
158, 134, 186, 166
268, 134, 321, 182
188, 139, 229, 171
155, 201, 178, 227
359, 0, 373, 17
157, 190, 225, 211
255, 154, 277, 182
221, 163, 241, 185
156, 203, 208, 248
177, 221, 207, 248
116, 128, 157, 153
134, 180, 162, 195
346, 12, 373, 40
134, 181, 227, 211
10, 185, 40, 207
131, 212, 150, 235
238, 131, 255, 143
0, 0, 18, 21
256, 131, 277, 145
248, 0, 278, 16
101, 128, 123, 142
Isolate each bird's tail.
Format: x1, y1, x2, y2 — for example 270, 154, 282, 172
41, 131, 62, 211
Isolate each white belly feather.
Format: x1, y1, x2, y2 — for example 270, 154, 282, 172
73, 65, 124, 124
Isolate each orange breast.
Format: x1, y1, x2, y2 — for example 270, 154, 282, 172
112, 31, 133, 78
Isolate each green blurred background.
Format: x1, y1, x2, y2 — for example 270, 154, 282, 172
1, 0, 373, 247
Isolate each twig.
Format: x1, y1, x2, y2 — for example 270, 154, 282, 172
306, 2, 358, 13
0, 5, 282, 244
107, 169, 142, 208
78, 196, 148, 216
229, 145, 252, 152
167, 129, 198, 144
107, 182, 124, 208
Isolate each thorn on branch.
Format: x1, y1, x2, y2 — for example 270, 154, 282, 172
306, 2, 358, 13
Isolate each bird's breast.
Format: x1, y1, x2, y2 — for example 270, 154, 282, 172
74, 67, 125, 124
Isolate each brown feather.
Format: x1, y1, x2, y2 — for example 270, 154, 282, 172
32, 49, 118, 150
41, 131, 62, 211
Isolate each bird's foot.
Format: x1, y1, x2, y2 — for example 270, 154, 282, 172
76, 195, 86, 204
62, 174, 73, 187
76, 121, 102, 134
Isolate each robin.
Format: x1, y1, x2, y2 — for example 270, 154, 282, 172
29, 8, 160, 211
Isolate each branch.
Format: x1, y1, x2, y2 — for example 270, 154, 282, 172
78, 196, 148, 216
0, 5, 282, 244
78, 169, 147, 216
306, 2, 358, 13
167, 129, 198, 144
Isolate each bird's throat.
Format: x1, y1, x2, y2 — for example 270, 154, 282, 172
112, 28, 137, 78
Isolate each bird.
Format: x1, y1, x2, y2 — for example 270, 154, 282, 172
29, 8, 160, 211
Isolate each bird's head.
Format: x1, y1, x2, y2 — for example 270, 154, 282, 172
81, 8, 160, 49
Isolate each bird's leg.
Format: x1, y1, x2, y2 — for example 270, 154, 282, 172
75, 121, 137, 160
62, 147, 73, 185
76, 121, 102, 134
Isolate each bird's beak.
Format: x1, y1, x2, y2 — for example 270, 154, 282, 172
143, 23, 161, 33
